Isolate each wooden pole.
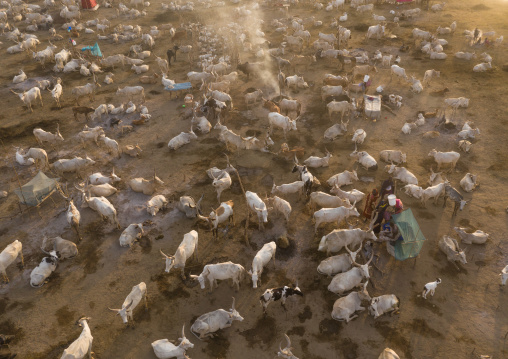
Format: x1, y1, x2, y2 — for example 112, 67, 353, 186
226, 154, 250, 246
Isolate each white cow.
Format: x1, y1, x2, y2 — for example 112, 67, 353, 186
160, 230, 198, 278
313, 205, 360, 232
328, 254, 373, 295
61, 317, 93, 359
318, 228, 377, 255
190, 297, 243, 339
428, 149, 460, 171
152, 325, 194, 359
453, 227, 489, 244
327, 170, 358, 188
331, 282, 370, 323
30, 255, 58, 287
248, 241, 276, 288
0, 240, 24, 283
191, 262, 245, 292
246, 191, 268, 230
109, 282, 147, 324
119, 224, 144, 247
147, 195, 168, 216
459, 173, 479, 192
369, 295, 400, 318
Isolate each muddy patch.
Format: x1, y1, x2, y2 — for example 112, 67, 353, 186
0, 319, 25, 344
337, 337, 359, 359
411, 296, 443, 316
298, 305, 313, 323
300, 339, 326, 359
403, 318, 444, 338
55, 305, 76, 326
240, 316, 277, 348
78, 222, 106, 275
374, 321, 412, 359
287, 326, 306, 336
317, 318, 342, 339
202, 334, 231, 358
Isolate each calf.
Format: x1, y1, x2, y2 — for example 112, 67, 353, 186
30, 255, 58, 287
260, 284, 303, 313
422, 278, 441, 299
109, 282, 148, 324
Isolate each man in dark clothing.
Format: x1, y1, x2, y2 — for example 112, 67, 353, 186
371, 199, 389, 235
474, 28, 481, 44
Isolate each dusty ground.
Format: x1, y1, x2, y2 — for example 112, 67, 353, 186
0, 0, 508, 358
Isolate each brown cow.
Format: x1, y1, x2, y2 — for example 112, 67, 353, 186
263, 99, 281, 113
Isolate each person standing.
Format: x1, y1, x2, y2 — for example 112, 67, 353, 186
362, 188, 379, 222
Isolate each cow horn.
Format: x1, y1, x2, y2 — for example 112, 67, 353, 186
367, 252, 374, 265
160, 249, 169, 258
182, 324, 185, 338
231, 297, 236, 310
284, 334, 291, 348
279, 342, 283, 353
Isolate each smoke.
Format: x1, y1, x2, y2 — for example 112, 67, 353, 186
208, 2, 279, 93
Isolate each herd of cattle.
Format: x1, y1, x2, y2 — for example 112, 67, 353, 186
0, 0, 506, 357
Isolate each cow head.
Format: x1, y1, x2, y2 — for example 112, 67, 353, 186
369, 297, 380, 317
318, 235, 328, 252
109, 300, 133, 324
278, 334, 297, 359
248, 269, 259, 288
229, 297, 244, 321
160, 249, 175, 273
178, 325, 194, 350
352, 252, 373, 279
190, 273, 206, 289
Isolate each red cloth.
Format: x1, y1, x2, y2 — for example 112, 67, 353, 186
81, 0, 97, 9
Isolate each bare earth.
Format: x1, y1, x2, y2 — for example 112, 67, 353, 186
0, 0, 507, 358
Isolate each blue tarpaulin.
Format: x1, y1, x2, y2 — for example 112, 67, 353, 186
164, 82, 192, 91
81, 42, 102, 57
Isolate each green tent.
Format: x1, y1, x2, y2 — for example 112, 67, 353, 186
13, 171, 60, 207
388, 209, 426, 260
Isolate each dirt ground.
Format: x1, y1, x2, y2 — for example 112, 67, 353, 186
1, 0, 508, 358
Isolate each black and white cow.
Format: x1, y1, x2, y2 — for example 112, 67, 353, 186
260, 285, 303, 313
